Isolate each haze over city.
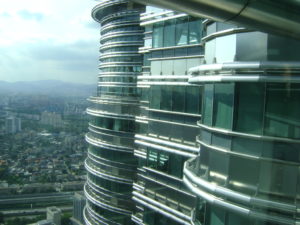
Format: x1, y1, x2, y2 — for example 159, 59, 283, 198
0, 0, 99, 84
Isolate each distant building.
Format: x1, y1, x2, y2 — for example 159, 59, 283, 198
61, 181, 85, 192
35, 220, 54, 225
5, 116, 21, 134
40, 112, 64, 128
70, 192, 86, 225
47, 207, 61, 225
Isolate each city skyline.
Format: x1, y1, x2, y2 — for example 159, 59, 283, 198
0, 0, 99, 84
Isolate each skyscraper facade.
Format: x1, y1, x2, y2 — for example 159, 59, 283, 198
86, 1, 300, 225
84, 1, 144, 224
132, 8, 203, 225
184, 20, 300, 225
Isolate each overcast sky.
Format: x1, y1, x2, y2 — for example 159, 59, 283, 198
0, 0, 99, 84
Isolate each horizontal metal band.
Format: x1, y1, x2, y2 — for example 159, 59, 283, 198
189, 61, 300, 74
198, 122, 300, 144
149, 55, 204, 61
87, 178, 131, 199
183, 176, 296, 225
189, 74, 300, 83
197, 136, 299, 166
85, 159, 133, 184
138, 167, 195, 197
85, 184, 132, 215
88, 151, 136, 170
183, 159, 296, 213
86, 180, 133, 210
202, 28, 250, 42
133, 191, 192, 222
84, 206, 121, 225
101, 32, 144, 42
147, 107, 201, 118
86, 134, 133, 153
87, 108, 136, 119
135, 134, 198, 153
135, 140, 195, 158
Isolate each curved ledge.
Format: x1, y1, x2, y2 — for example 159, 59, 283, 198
99, 62, 143, 67
100, 10, 141, 25
133, 191, 192, 224
183, 175, 296, 225
183, 158, 296, 213
86, 133, 134, 152
101, 21, 140, 31
100, 41, 144, 48
189, 61, 300, 75
85, 184, 132, 216
135, 134, 198, 153
87, 156, 136, 178
189, 74, 300, 84
84, 206, 122, 225
197, 137, 300, 167
88, 151, 136, 170
86, 182, 133, 212
100, 31, 144, 42
100, 53, 141, 59
92, 0, 129, 23
87, 107, 135, 120
202, 28, 250, 42
197, 122, 300, 144
100, 43, 141, 51
88, 127, 134, 148
87, 177, 131, 199
135, 140, 195, 158
85, 159, 133, 184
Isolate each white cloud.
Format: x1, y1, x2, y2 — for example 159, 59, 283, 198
0, 0, 100, 84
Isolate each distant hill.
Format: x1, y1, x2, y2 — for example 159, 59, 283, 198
0, 80, 96, 97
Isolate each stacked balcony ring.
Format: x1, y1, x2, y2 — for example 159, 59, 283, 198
85, 1, 145, 225
183, 22, 300, 225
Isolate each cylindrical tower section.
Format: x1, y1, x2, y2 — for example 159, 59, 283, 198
85, 1, 145, 224
184, 21, 300, 225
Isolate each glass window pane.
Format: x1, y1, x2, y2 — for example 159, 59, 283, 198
235, 83, 264, 135
150, 86, 161, 109
186, 86, 201, 114
153, 22, 164, 48
169, 154, 183, 178
203, 84, 214, 126
209, 207, 225, 225
160, 86, 172, 110
175, 18, 188, 46
228, 156, 259, 195
258, 161, 298, 203
147, 149, 158, 169
157, 151, 169, 173
163, 20, 175, 47
213, 83, 234, 129
188, 18, 202, 44
264, 83, 300, 139
208, 151, 228, 186
172, 86, 185, 112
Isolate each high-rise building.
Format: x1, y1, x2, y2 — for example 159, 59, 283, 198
85, 1, 300, 225
84, 1, 145, 225
5, 116, 21, 134
70, 192, 86, 225
47, 207, 61, 225
132, 8, 203, 225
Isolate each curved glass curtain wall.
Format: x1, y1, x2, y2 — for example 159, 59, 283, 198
133, 12, 205, 225
184, 21, 300, 225
85, 1, 144, 225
